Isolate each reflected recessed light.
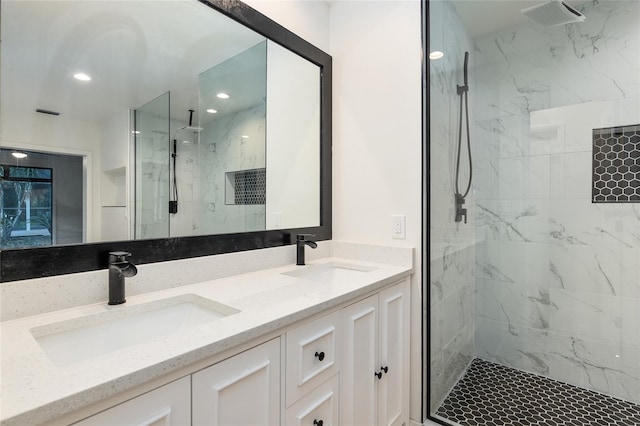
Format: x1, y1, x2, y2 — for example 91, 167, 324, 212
216, 93, 230, 99
73, 72, 91, 81
206, 108, 218, 114
241, 135, 249, 139
11, 151, 28, 159
429, 51, 444, 60
132, 130, 141, 134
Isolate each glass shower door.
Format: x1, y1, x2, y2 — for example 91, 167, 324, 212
426, 0, 640, 425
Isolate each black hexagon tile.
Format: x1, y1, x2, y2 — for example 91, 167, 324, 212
436, 358, 640, 425
593, 124, 640, 203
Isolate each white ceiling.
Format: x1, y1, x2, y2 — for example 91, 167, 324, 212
0, 0, 266, 126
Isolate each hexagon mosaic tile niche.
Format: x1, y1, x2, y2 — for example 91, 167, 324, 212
592, 124, 640, 203
436, 358, 640, 426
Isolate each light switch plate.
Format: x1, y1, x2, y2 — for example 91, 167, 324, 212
392, 215, 406, 239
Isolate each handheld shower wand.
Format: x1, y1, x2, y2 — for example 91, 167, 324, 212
455, 51, 472, 224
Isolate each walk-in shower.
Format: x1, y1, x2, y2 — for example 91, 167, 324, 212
426, 0, 640, 424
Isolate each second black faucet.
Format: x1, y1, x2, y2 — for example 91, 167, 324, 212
296, 234, 317, 266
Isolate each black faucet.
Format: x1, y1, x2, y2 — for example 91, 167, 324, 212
108, 251, 138, 305
296, 234, 317, 266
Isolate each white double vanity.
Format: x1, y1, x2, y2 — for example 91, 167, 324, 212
0, 243, 413, 426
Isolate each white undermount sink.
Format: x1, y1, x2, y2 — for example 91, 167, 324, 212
31, 294, 239, 366
282, 262, 378, 282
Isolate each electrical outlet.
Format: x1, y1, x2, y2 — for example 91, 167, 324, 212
392, 215, 406, 239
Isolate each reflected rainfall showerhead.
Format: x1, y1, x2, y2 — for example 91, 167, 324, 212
521, 0, 586, 27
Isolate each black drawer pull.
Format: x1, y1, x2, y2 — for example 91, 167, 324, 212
381, 366, 389, 374
315, 351, 325, 361
314, 420, 324, 426
375, 371, 382, 379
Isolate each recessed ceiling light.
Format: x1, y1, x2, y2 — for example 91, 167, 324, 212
73, 72, 91, 81
132, 130, 141, 134
429, 51, 444, 60
11, 151, 28, 159
216, 93, 230, 99
241, 135, 249, 139
206, 109, 218, 114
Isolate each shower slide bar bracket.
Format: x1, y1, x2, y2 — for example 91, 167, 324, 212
456, 84, 468, 95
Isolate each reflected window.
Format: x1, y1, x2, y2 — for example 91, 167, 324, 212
0, 165, 53, 248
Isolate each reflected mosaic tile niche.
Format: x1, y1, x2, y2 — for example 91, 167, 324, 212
592, 124, 640, 203
229, 168, 266, 205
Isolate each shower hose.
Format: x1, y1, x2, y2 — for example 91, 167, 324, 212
455, 51, 472, 222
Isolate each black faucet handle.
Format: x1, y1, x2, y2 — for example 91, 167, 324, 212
109, 251, 132, 263
296, 233, 316, 242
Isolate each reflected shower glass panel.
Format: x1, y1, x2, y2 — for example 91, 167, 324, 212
197, 41, 267, 235
135, 92, 170, 239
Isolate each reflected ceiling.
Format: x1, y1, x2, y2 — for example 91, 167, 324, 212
0, 0, 265, 123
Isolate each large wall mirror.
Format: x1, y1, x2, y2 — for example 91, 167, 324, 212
0, 0, 332, 281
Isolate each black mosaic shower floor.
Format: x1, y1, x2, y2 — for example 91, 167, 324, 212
436, 358, 640, 426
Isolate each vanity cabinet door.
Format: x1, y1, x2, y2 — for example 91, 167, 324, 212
340, 279, 409, 426
192, 338, 280, 426
378, 281, 410, 426
285, 374, 340, 426
341, 294, 379, 426
73, 376, 191, 426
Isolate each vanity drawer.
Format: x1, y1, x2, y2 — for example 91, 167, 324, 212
286, 311, 341, 405
285, 374, 339, 426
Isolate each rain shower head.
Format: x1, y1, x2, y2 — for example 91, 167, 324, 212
521, 0, 586, 27
177, 125, 204, 132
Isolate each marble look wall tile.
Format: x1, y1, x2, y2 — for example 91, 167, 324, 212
475, 199, 550, 243
548, 288, 639, 346
548, 199, 640, 249
476, 279, 554, 331
548, 151, 593, 200
475, 240, 549, 286
548, 243, 639, 298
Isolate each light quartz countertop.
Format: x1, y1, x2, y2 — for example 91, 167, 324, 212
0, 256, 412, 425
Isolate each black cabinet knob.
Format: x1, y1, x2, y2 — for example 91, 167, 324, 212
315, 351, 325, 361
313, 420, 324, 426
375, 371, 382, 379
381, 366, 389, 374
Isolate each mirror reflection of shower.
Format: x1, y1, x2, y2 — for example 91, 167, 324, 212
454, 51, 472, 223
171, 109, 204, 215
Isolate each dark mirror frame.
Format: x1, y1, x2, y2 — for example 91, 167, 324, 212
0, 0, 332, 283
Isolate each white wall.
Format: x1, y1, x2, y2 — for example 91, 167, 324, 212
329, 1, 423, 421
243, 0, 330, 52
